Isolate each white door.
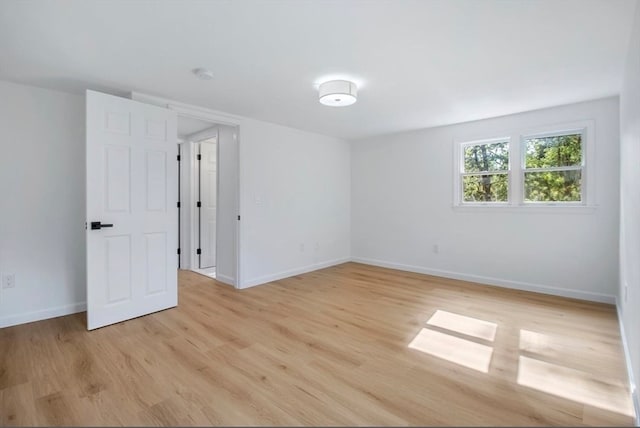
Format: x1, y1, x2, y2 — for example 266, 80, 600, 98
199, 139, 217, 269
86, 90, 178, 330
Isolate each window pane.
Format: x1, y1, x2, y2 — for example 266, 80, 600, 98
525, 134, 581, 168
524, 170, 581, 202
464, 142, 509, 173
463, 174, 508, 202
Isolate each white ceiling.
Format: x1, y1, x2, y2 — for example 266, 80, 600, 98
0, 0, 635, 140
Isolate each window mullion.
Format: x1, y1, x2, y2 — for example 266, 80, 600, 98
523, 165, 582, 173
509, 134, 520, 205
461, 171, 508, 177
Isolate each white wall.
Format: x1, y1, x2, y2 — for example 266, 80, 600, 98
0, 81, 618, 334
0, 85, 351, 326
216, 124, 239, 285
352, 97, 620, 303
132, 93, 352, 289
0, 80, 86, 327
239, 118, 351, 287
619, 0, 640, 419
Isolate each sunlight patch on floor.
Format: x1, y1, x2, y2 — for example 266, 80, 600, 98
408, 328, 494, 372
517, 355, 635, 416
519, 329, 553, 353
427, 310, 497, 341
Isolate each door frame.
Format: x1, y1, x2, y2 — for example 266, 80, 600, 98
189, 133, 218, 272
131, 92, 242, 289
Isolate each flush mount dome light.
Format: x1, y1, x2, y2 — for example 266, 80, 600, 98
318, 80, 357, 106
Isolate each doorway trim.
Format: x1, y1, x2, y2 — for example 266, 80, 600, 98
192, 134, 218, 273
131, 92, 242, 289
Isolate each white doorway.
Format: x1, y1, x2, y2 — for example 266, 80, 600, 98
176, 116, 239, 286
85, 91, 241, 331
129, 92, 242, 288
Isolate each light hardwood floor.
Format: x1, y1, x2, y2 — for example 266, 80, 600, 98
0, 262, 635, 426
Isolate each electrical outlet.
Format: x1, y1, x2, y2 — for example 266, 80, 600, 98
315, 242, 320, 252
300, 243, 305, 252
2, 274, 15, 289
433, 244, 439, 254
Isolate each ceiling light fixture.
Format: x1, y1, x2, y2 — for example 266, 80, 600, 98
318, 80, 357, 107
192, 68, 214, 80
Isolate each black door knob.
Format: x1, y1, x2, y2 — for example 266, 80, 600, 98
91, 221, 114, 230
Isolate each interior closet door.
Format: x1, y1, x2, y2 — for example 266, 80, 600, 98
199, 139, 217, 269
86, 90, 178, 330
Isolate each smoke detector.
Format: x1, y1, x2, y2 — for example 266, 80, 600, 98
192, 68, 214, 80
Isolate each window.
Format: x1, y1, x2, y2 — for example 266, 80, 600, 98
523, 132, 583, 203
454, 121, 592, 208
461, 140, 509, 203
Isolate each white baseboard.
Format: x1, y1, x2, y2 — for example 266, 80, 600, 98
216, 273, 235, 286
616, 298, 640, 426
0, 302, 86, 329
351, 257, 615, 304
240, 257, 351, 289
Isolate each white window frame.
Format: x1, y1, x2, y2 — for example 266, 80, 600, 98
456, 137, 511, 206
453, 120, 595, 212
521, 127, 586, 206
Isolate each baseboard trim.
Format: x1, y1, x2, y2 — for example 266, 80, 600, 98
216, 273, 235, 286
616, 298, 640, 426
0, 302, 86, 329
240, 257, 351, 289
351, 257, 615, 304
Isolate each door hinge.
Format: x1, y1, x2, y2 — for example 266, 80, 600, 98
237, 215, 241, 221
197, 154, 202, 161
177, 154, 181, 161
197, 201, 201, 208
196, 248, 201, 255
177, 248, 181, 255
177, 201, 180, 208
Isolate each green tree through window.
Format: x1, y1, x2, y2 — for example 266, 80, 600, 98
462, 141, 509, 202
524, 134, 582, 202
457, 127, 588, 206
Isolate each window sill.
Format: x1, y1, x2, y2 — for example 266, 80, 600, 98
452, 204, 597, 214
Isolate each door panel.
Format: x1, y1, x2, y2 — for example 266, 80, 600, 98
146, 151, 167, 211
145, 232, 167, 295
105, 146, 131, 212
105, 235, 131, 304
86, 90, 178, 330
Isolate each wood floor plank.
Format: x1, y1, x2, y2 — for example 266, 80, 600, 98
0, 382, 38, 426
0, 262, 635, 426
